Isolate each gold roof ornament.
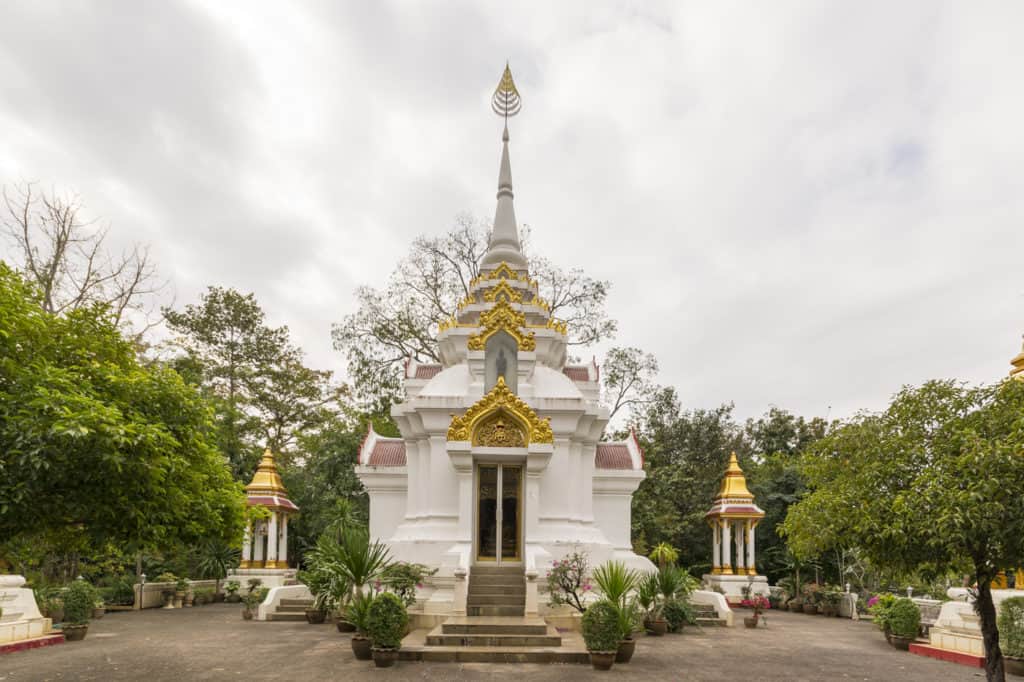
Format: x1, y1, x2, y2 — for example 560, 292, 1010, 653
447, 376, 553, 445
715, 452, 754, 501
245, 448, 288, 496
467, 298, 536, 351
1011, 335, 1024, 380
492, 62, 522, 120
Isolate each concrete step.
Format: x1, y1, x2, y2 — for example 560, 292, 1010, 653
441, 616, 548, 636
470, 566, 524, 575
467, 595, 526, 607
468, 586, 526, 598
266, 613, 308, 622
279, 599, 313, 607
469, 574, 525, 586
696, 617, 728, 627
467, 605, 524, 617
274, 605, 308, 613
426, 628, 561, 648
400, 647, 588, 664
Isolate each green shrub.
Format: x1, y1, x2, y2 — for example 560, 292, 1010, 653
366, 592, 407, 649
888, 598, 920, 638
344, 592, 375, 634
154, 572, 177, 584
63, 581, 98, 625
581, 599, 621, 652
998, 596, 1024, 659
869, 593, 897, 632
225, 580, 241, 595
663, 598, 694, 632
242, 587, 268, 611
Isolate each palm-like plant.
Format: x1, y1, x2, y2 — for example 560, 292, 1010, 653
648, 542, 679, 570
196, 539, 241, 596
655, 565, 699, 601
592, 561, 640, 606
637, 572, 662, 620
344, 591, 375, 635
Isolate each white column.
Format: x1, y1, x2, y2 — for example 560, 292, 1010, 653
241, 521, 253, 567
747, 521, 756, 575
721, 520, 732, 574
734, 521, 745, 573
712, 521, 721, 573
267, 511, 279, 567
253, 522, 265, 564
280, 514, 289, 568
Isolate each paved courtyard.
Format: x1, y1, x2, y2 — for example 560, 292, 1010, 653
1, 604, 982, 681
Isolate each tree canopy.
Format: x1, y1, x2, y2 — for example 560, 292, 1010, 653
782, 379, 1024, 681
0, 263, 245, 553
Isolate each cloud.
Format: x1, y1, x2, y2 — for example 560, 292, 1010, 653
1, 0, 1021, 420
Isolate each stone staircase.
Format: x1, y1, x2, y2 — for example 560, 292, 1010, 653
467, 565, 524, 617
266, 598, 312, 622
694, 603, 728, 627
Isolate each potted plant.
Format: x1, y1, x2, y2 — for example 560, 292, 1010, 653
663, 599, 694, 633
741, 594, 770, 628
174, 577, 189, 608
298, 569, 330, 624
820, 588, 842, 617
366, 592, 407, 668
592, 561, 640, 662
62, 580, 97, 642
224, 580, 241, 603
998, 596, 1024, 676
648, 542, 679, 570
868, 593, 897, 643
637, 573, 665, 635
196, 538, 240, 603
582, 599, 621, 671
242, 587, 267, 620
345, 592, 375, 660
92, 597, 106, 619
801, 584, 821, 614
887, 598, 921, 650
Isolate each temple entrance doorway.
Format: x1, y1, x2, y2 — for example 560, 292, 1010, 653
474, 463, 522, 564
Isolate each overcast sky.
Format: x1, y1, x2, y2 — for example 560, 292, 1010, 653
1, 1, 1022, 421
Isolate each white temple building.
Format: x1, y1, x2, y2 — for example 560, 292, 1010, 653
355, 66, 655, 617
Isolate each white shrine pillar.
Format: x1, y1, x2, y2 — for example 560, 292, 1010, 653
721, 520, 732, 574
734, 520, 745, 573
240, 521, 253, 568
279, 514, 289, 568
267, 511, 279, 568
746, 520, 756, 575
253, 522, 265, 566
712, 520, 722, 573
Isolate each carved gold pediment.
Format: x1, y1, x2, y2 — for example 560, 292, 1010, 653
483, 279, 523, 303
447, 377, 554, 445
467, 298, 536, 351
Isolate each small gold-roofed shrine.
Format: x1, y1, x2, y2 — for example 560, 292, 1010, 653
704, 453, 769, 601
1010, 336, 1024, 380
240, 449, 298, 570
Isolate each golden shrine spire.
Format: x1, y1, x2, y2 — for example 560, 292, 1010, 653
482, 63, 527, 273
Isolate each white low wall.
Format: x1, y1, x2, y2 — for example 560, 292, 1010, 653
257, 584, 311, 621
134, 580, 220, 610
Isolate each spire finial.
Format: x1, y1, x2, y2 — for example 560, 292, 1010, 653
481, 63, 527, 272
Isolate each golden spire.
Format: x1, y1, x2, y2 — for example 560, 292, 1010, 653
491, 62, 521, 120
245, 448, 288, 496
714, 452, 754, 500
1011, 335, 1024, 380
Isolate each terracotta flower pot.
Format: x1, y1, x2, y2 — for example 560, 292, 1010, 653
242, 608, 253, 620
803, 603, 818, 615
890, 634, 914, 651
92, 607, 105, 619
62, 624, 88, 642
743, 616, 759, 628
647, 619, 667, 636
1004, 656, 1024, 677
589, 651, 616, 671
336, 620, 356, 633
305, 609, 326, 624
615, 638, 635, 663
372, 647, 399, 668
351, 635, 373, 660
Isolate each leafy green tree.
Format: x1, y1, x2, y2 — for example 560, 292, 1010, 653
782, 380, 1024, 682
0, 263, 245, 555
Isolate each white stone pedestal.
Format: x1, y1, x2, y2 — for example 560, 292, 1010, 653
226, 567, 297, 592
0, 575, 54, 645
702, 573, 770, 603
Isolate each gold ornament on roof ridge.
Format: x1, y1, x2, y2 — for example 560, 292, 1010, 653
483, 280, 523, 303
467, 298, 536, 351
447, 376, 553, 444
492, 63, 522, 120
245, 448, 288, 496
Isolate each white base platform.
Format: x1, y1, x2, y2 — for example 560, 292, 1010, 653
0, 575, 54, 645
702, 573, 769, 602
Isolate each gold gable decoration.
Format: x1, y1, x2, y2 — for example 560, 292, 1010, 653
470, 261, 538, 289
483, 279, 523, 303
467, 298, 536, 351
447, 377, 554, 445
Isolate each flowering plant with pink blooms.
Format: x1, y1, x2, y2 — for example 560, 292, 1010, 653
741, 595, 771, 616
546, 550, 591, 613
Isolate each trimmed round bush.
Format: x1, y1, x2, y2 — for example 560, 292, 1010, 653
663, 599, 693, 632
582, 599, 621, 652
366, 592, 408, 649
63, 581, 98, 626
888, 598, 921, 638
998, 596, 1024, 659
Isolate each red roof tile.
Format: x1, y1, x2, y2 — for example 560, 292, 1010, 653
595, 443, 633, 470
368, 440, 407, 467
563, 366, 590, 382
414, 364, 442, 379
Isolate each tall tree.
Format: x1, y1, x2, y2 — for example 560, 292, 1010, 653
332, 217, 617, 404
603, 346, 661, 422
0, 263, 244, 552
1, 181, 164, 333
782, 380, 1024, 682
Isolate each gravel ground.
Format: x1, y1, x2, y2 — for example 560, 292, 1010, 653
0, 604, 984, 681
